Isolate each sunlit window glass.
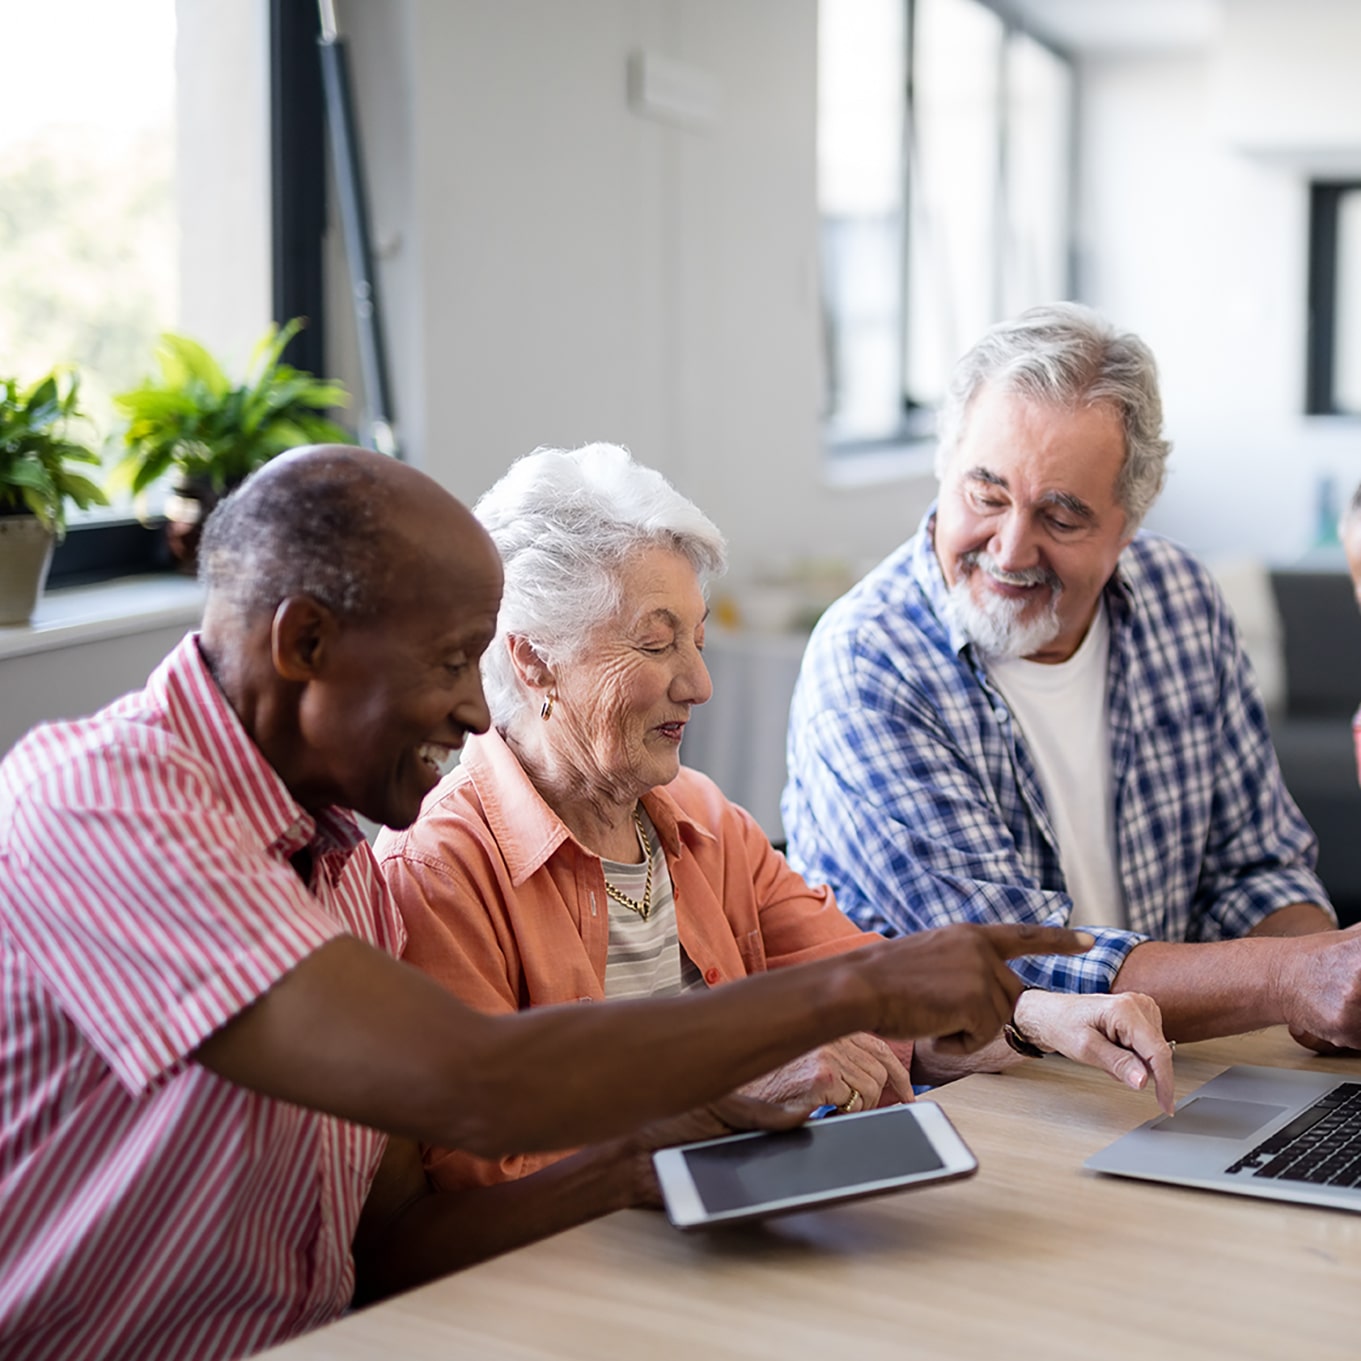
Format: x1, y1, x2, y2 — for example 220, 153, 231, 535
0, 0, 178, 519
817, 0, 1073, 456
817, 0, 906, 444
1003, 30, 1073, 317
904, 0, 1004, 412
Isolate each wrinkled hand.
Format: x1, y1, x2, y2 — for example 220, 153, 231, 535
855, 922, 1096, 1053
1014, 990, 1175, 1114
618, 1093, 813, 1208
741, 1032, 915, 1112
1278, 923, 1361, 1054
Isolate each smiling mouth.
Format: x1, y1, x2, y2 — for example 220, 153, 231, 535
417, 741, 456, 774
961, 551, 1061, 597
980, 574, 1046, 600
655, 721, 687, 741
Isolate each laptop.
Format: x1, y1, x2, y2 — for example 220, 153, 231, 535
1086, 1064, 1361, 1211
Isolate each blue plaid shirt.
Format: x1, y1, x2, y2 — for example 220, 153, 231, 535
782, 508, 1331, 992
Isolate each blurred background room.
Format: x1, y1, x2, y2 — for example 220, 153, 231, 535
4, 0, 1361, 908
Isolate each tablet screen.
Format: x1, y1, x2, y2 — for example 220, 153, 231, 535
686, 1107, 944, 1213
653, 1103, 977, 1228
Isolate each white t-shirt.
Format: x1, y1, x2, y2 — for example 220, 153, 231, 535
985, 602, 1127, 929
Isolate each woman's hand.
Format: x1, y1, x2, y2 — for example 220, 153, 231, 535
739, 1032, 915, 1112
616, 1035, 915, 1210
1013, 989, 1175, 1114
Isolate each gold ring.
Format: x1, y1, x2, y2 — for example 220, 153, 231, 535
841, 1086, 861, 1113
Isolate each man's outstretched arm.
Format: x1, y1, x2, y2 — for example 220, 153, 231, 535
196, 923, 1092, 1159
1111, 914, 1361, 1049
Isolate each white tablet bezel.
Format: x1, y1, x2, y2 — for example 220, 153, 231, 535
652, 1101, 977, 1230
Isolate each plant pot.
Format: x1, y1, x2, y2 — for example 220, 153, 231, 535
163, 476, 232, 573
0, 514, 56, 625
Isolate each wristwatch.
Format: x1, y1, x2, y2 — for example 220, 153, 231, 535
1004, 987, 1048, 1058
1003, 1018, 1047, 1058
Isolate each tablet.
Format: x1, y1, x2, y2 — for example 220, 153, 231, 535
652, 1102, 977, 1230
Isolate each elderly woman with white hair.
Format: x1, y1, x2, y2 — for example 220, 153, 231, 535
376, 443, 1172, 1198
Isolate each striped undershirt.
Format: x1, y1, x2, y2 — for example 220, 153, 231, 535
600, 809, 703, 999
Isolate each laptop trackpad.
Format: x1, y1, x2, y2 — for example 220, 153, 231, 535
1149, 1097, 1287, 1138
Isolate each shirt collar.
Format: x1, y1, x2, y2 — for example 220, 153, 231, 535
152, 634, 365, 868
463, 727, 711, 886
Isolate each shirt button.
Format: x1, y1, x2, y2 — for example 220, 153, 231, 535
703, 967, 721, 985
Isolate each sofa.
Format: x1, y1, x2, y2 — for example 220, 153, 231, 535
1266, 569, 1361, 928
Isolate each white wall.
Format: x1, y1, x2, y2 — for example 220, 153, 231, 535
1077, 0, 1361, 564
333, 0, 1361, 578
339, 0, 933, 587
0, 625, 194, 754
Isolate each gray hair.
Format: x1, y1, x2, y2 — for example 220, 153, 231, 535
934, 302, 1171, 529
199, 452, 387, 619
474, 443, 727, 728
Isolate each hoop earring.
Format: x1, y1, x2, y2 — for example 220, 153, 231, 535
540, 693, 555, 721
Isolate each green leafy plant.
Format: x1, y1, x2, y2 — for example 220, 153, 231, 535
112, 317, 351, 495
0, 370, 108, 538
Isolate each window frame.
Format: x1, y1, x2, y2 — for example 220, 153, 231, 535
1305, 179, 1361, 418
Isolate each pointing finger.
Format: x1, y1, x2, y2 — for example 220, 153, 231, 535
983, 924, 1097, 960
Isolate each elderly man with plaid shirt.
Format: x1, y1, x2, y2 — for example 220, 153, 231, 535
785, 302, 1361, 1053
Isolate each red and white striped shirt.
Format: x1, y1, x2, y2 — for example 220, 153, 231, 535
0, 635, 405, 1361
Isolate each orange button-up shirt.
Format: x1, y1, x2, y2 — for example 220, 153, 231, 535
375, 727, 878, 1189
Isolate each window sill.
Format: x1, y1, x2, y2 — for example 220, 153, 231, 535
822, 439, 938, 489
0, 574, 205, 662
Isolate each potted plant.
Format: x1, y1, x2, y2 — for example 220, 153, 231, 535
0, 370, 108, 624
112, 317, 351, 567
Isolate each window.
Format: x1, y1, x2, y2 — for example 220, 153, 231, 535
1307, 181, 1361, 417
4, 2, 287, 588
817, 0, 1074, 452
817, 0, 908, 446
0, 0, 179, 583
0, 1, 178, 503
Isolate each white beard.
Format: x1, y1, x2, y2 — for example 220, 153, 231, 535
940, 555, 1064, 661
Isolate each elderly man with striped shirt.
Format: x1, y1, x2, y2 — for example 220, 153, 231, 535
0, 445, 1101, 1361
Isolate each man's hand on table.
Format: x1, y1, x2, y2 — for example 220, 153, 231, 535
1274, 921, 1361, 1055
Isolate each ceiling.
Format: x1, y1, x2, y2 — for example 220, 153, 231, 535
996, 0, 1226, 55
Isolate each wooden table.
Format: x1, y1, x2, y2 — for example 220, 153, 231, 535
259, 1029, 1361, 1360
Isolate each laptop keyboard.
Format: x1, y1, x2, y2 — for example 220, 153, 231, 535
1227, 1082, 1361, 1187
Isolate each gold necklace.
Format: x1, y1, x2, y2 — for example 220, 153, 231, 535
602, 807, 653, 921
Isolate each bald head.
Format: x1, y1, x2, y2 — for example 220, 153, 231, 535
199, 445, 492, 625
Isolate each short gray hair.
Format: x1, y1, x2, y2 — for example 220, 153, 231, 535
934, 302, 1171, 528
474, 443, 727, 728
199, 451, 386, 620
